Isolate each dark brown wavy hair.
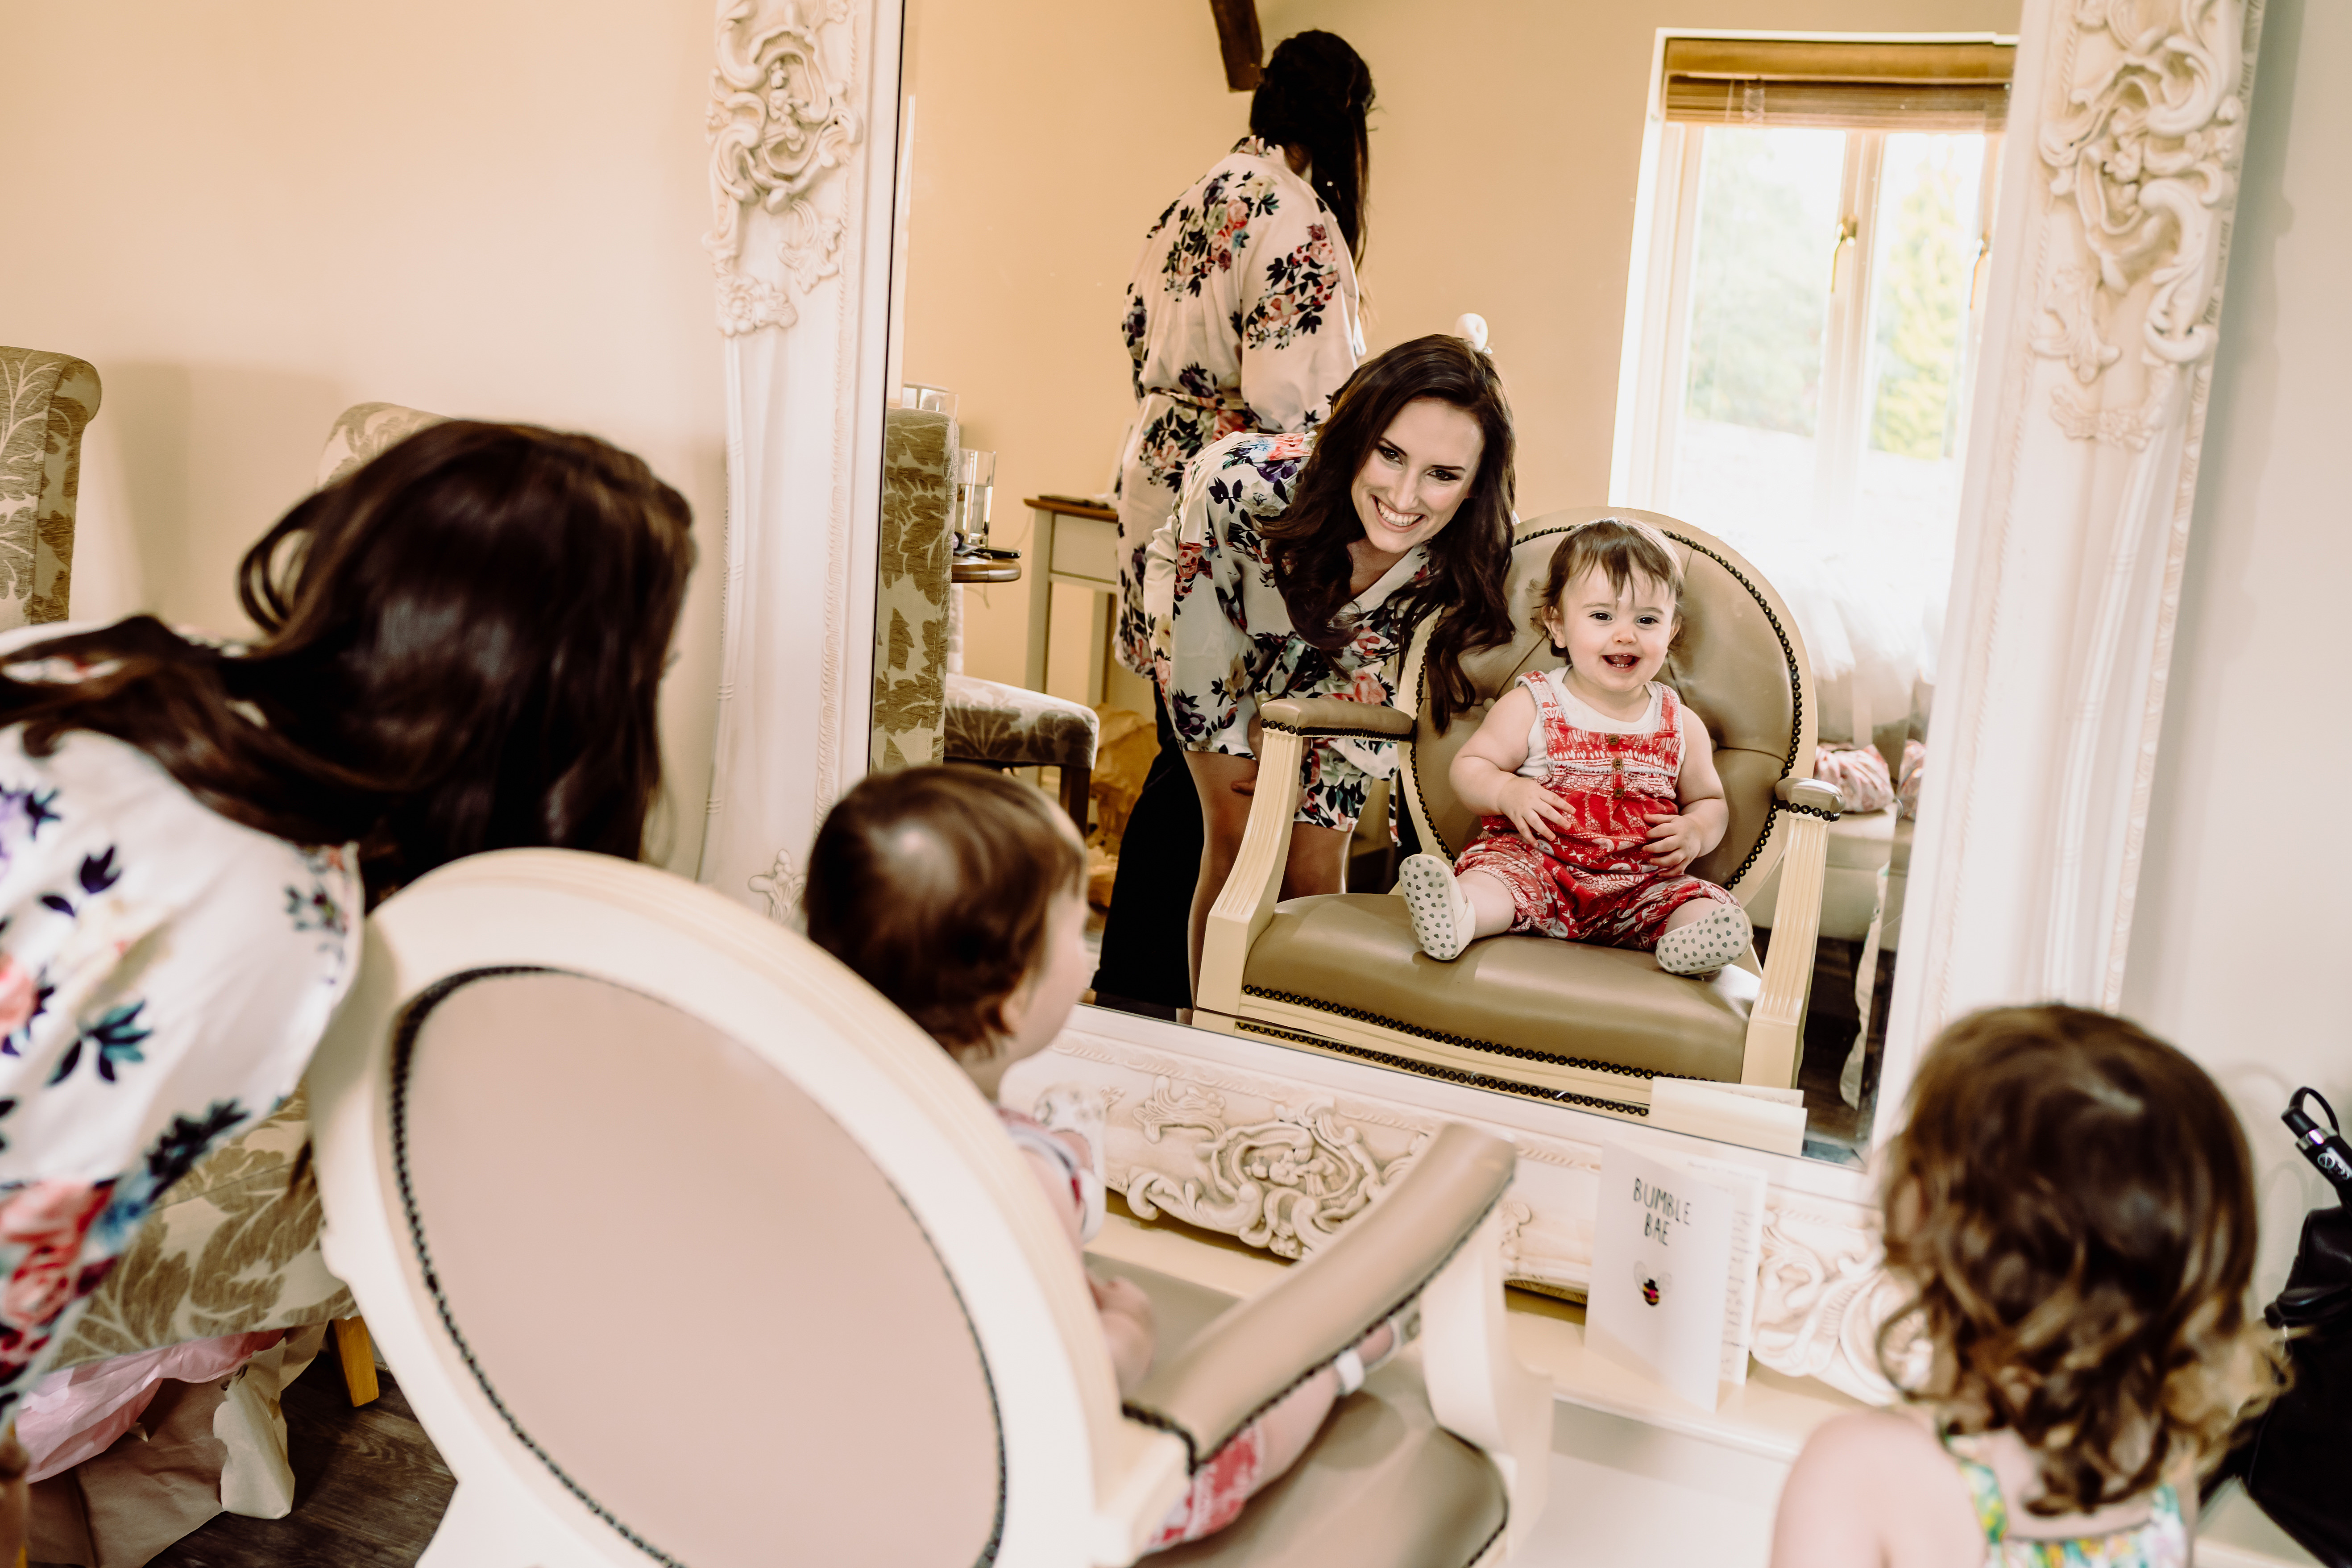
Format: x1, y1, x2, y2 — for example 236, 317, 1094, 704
1535, 518, 1685, 652
1879, 1005, 2283, 1515
1249, 30, 1375, 263
0, 421, 694, 899
805, 765, 1086, 1060
1261, 334, 1516, 731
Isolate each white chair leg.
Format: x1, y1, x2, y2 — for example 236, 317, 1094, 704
1418, 1206, 1554, 1553
1842, 861, 1891, 1109
417, 1481, 597, 1568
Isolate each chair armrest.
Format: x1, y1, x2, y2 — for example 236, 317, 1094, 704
1775, 775, 1843, 816
1121, 1123, 1514, 1470
1195, 724, 1301, 1016
1195, 698, 1414, 1014
1742, 776, 1844, 1087
1258, 696, 1416, 741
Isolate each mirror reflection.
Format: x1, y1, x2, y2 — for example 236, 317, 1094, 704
875, 3, 2016, 1167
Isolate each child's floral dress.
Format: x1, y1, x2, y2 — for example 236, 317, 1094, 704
1154, 430, 1430, 834
1114, 137, 1363, 678
1945, 1432, 2187, 1567
0, 650, 358, 1426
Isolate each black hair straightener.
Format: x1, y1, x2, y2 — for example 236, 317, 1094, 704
2282, 1087, 2352, 1204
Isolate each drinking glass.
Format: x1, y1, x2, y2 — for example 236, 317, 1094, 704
898, 383, 958, 418
954, 448, 996, 552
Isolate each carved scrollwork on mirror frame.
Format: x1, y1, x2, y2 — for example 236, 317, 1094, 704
1121, 1077, 1429, 1259
746, 848, 805, 925
1016, 1038, 1914, 1402
1493, 1199, 1538, 1280
1747, 1197, 1924, 1404
704, 0, 863, 336
2032, 0, 2253, 448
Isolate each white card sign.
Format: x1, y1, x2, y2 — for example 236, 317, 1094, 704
1586, 1140, 1763, 1411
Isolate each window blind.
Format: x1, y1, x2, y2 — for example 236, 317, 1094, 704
1661, 38, 2013, 131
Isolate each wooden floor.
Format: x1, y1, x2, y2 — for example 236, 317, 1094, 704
79, 1331, 455, 1568
1758, 929, 1898, 1165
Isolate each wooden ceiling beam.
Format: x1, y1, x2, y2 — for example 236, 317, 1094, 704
1209, 0, 1263, 91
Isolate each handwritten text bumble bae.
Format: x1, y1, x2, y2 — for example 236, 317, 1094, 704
1632, 1176, 1693, 1244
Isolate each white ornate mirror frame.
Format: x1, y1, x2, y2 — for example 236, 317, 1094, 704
692, 0, 2267, 1403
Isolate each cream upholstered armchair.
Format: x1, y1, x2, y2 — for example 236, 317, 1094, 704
873, 405, 1100, 829
307, 849, 1551, 1567
0, 346, 100, 629
1196, 508, 1842, 1117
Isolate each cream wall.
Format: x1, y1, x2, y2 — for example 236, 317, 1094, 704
0, 1, 726, 874
2121, 0, 2349, 1294
900, 0, 2020, 693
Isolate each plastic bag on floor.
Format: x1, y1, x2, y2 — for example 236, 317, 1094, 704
21, 1331, 286, 1484
25, 1323, 325, 1567
216, 1322, 326, 1518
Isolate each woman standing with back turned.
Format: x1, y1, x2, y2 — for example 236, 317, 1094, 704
1093, 31, 1373, 1012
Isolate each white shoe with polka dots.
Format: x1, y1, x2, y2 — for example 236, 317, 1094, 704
1399, 853, 1479, 961
1654, 900, 1752, 976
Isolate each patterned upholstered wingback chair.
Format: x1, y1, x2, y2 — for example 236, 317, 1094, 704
316, 400, 445, 487
871, 406, 1099, 830
1194, 509, 1845, 1117
0, 348, 100, 630
872, 407, 955, 769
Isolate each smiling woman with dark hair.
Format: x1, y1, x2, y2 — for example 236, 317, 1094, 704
1153, 333, 1519, 985
0, 421, 694, 1555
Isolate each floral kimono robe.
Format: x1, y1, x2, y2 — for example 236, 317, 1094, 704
0, 636, 359, 1424
1114, 136, 1363, 676
1155, 431, 1429, 833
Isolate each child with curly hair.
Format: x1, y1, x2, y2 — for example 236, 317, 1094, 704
805, 765, 1406, 1551
1770, 1005, 2282, 1566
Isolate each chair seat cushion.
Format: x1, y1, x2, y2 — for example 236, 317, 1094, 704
942, 673, 1099, 769
1092, 1259, 1507, 1568
1242, 894, 1754, 1084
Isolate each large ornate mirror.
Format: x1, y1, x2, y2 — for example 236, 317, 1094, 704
872, 0, 2028, 1176
699, 0, 2268, 1397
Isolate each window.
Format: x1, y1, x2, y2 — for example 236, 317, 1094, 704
1614, 37, 2010, 586
1609, 37, 2016, 1154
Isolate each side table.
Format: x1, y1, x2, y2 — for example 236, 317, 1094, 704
1020, 495, 1120, 701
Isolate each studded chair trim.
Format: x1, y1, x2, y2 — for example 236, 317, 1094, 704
390, 967, 1009, 1568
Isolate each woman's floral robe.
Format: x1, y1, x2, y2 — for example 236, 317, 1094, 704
1113, 136, 1362, 676
1154, 430, 1430, 833
0, 675, 358, 1424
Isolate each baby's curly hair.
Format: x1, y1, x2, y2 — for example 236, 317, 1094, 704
1535, 518, 1684, 647
1880, 1005, 2283, 1515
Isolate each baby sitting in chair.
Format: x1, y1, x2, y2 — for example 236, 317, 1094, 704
1398, 517, 1751, 975
805, 766, 1410, 1551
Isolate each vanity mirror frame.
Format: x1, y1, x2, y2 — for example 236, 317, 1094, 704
693, 0, 2269, 1404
